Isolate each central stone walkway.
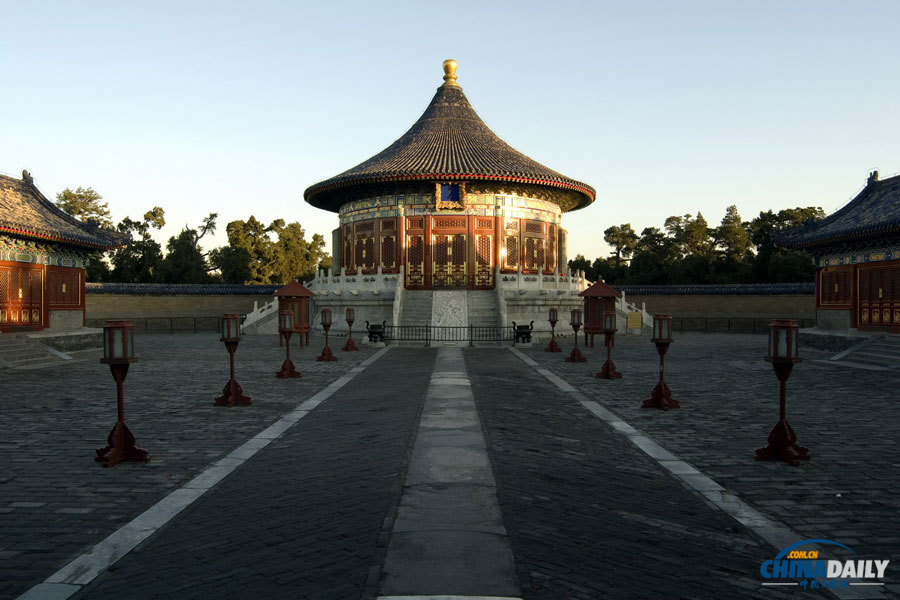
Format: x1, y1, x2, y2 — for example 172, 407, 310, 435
379, 347, 519, 598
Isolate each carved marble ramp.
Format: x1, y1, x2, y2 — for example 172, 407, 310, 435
431, 291, 468, 327
378, 348, 521, 599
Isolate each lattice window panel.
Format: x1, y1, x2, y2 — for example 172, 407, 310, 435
407, 217, 424, 229
475, 235, 493, 287
381, 236, 396, 268
0, 269, 8, 314
366, 238, 377, 271
505, 236, 519, 268
434, 217, 466, 229
355, 221, 375, 233
406, 235, 425, 286
433, 235, 450, 287
477, 219, 492, 230
547, 225, 557, 273
525, 220, 543, 234
524, 238, 539, 270
355, 239, 365, 269
381, 220, 395, 230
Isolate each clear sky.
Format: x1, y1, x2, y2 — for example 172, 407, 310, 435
2, 1, 898, 262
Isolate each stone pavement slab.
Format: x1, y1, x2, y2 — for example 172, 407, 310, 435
62, 347, 434, 600
466, 347, 824, 600
517, 333, 899, 598
0, 333, 378, 600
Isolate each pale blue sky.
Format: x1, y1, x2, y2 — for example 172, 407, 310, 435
2, 1, 898, 262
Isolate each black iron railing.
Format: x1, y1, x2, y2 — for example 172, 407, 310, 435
384, 325, 515, 347
672, 317, 816, 333
86, 316, 225, 333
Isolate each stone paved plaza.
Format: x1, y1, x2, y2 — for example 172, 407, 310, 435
1, 331, 897, 599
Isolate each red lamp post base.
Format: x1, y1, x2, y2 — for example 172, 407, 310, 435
215, 378, 252, 406
545, 338, 561, 352
755, 419, 810, 466
276, 358, 302, 378
565, 346, 586, 362
316, 346, 337, 362
342, 337, 359, 352
597, 359, 622, 379
642, 380, 679, 410
95, 420, 150, 468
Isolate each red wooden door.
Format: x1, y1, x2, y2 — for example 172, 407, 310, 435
859, 266, 900, 329
0, 263, 44, 331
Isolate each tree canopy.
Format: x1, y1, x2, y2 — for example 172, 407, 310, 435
570, 205, 824, 285
55, 187, 113, 229
72, 189, 333, 285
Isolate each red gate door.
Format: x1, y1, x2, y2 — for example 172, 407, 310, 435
432, 234, 466, 288
0, 263, 44, 331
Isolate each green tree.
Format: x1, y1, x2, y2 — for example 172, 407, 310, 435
108, 208, 166, 283
212, 217, 278, 283
567, 254, 591, 276
664, 213, 714, 258
156, 214, 218, 283
603, 223, 639, 267
714, 205, 752, 262
211, 217, 330, 284
749, 206, 824, 282
625, 227, 676, 284
55, 187, 113, 229
270, 222, 327, 283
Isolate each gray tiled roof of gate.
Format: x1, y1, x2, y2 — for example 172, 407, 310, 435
0, 173, 128, 249
86, 283, 281, 295
616, 283, 814, 295
777, 173, 900, 249
304, 76, 595, 213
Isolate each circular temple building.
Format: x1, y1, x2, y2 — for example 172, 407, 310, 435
304, 60, 595, 291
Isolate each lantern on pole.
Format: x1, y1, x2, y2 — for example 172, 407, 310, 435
215, 313, 253, 405
565, 308, 586, 363
275, 310, 302, 378
316, 308, 337, 362
95, 320, 150, 467
755, 320, 809, 465
274, 281, 314, 347
642, 314, 678, 410
596, 310, 622, 379
579, 280, 620, 348
545, 307, 561, 352
342, 307, 359, 352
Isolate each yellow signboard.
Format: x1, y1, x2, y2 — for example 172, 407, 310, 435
627, 311, 642, 330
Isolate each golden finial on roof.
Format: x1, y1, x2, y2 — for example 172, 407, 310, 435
442, 59, 458, 86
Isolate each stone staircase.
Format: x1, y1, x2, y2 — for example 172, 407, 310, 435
0, 335, 70, 369
467, 291, 499, 327
831, 335, 900, 369
399, 290, 435, 325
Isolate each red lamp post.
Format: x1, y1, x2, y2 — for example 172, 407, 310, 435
545, 307, 561, 352
95, 320, 150, 467
596, 311, 622, 379
275, 281, 314, 347
755, 319, 810, 466
215, 314, 253, 405
642, 314, 679, 410
275, 310, 302, 378
342, 307, 359, 352
565, 308, 586, 363
316, 308, 337, 362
